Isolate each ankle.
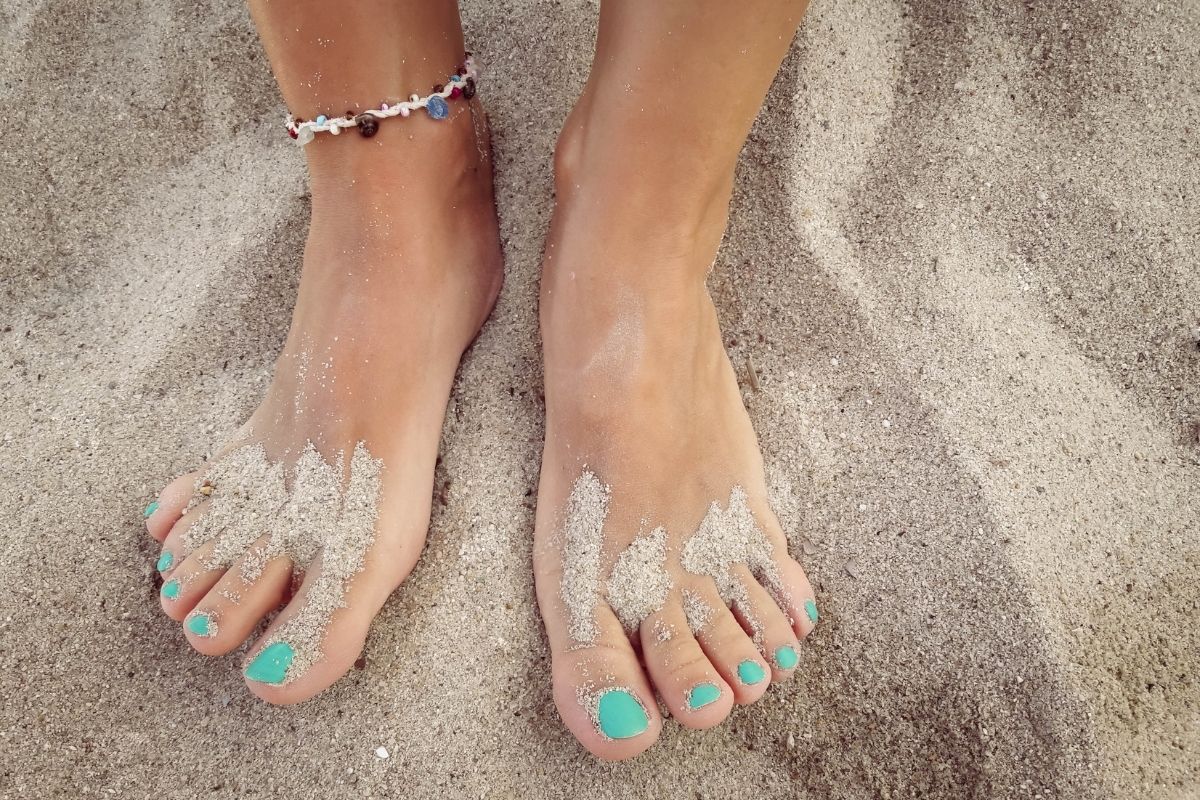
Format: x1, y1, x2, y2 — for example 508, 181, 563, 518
556, 95, 736, 221
306, 100, 491, 210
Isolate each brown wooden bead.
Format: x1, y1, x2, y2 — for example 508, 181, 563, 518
432, 84, 444, 94
355, 114, 379, 137
462, 78, 476, 99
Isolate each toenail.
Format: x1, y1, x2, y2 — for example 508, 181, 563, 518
245, 641, 294, 685
804, 599, 819, 624
775, 645, 799, 670
186, 612, 215, 638
155, 551, 174, 572
160, 579, 181, 600
143, 501, 159, 518
686, 682, 722, 711
595, 689, 649, 740
737, 660, 766, 685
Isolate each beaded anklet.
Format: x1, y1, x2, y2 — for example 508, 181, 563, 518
285, 54, 478, 145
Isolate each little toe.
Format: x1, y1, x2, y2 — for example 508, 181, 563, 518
685, 583, 771, 705
155, 499, 209, 580
551, 605, 661, 761
639, 600, 733, 728
730, 566, 802, 682
158, 539, 228, 621
183, 540, 293, 657
144, 471, 198, 542
774, 555, 819, 640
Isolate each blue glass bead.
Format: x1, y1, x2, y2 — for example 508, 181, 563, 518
315, 114, 327, 125
426, 96, 449, 120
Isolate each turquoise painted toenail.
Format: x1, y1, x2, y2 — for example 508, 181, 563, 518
160, 579, 180, 600
155, 551, 173, 572
245, 642, 294, 685
737, 660, 766, 685
775, 645, 799, 670
805, 599, 819, 624
143, 501, 159, 518
686, 682, 721, 711
596, 689, 648, 740
186, 612, 213, 637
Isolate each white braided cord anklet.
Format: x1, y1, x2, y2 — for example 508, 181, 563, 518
285, 54, 478, 145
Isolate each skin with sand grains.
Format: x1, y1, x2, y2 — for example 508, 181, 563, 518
155, 441, 383, 686
557, 469, 818, 736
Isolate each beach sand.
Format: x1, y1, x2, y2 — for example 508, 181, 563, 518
0, 0, 1197, 797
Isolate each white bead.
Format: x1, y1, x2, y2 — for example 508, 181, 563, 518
330, 124, 341, 135
399, 106, 410, 117
296, 127, 315, 145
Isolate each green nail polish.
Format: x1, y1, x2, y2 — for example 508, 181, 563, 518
186, 612, 213, 637
160, 579, 180, 600
805, 599, 819, 624
596, 689, 649, 739
156, 551, 173, 572
737, 660, 766, 685
686, 682, 721, 711
245, 641, 294, 685
143, 501, 159, 518
775, 645, 799, 670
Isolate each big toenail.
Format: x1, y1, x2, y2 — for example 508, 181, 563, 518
686, 682, 721, 711
737, 660, 766, 685
186, 612, 215, 638
804, 599, 819, 624
143, 501, 159, 518
245, 641, 294, 685
596, 689, 649, 739
160, 579, 181, 600
156, 551, 174, 572
775, 645, 799, 670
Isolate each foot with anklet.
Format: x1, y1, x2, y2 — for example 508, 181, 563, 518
144, 5, 502, 703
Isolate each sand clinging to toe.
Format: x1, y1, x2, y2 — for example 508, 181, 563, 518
179, 440, 383, 682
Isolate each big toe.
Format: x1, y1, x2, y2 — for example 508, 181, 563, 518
551, 606, 661, 761
241, 550, 403, 705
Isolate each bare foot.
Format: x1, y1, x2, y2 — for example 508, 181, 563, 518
144, 101, 502, 703
533, 111, 818, 759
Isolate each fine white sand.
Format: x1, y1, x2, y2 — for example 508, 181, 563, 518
1, 0, 1197, 797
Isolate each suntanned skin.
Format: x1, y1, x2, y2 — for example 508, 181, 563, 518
143, 0, 817, 761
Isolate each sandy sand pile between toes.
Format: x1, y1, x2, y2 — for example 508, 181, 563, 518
0, 0, 1196, 798
175, 441, 382, 682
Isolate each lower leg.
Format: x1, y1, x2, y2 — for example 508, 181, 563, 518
534, 0, 816, 761
144, 0, 501, 703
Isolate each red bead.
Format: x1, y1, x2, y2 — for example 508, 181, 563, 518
450, 86, 462, 99
288, 128, 298, 139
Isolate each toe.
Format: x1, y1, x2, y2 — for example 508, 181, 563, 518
639, 598, 733, 728
184, 540, 292, 657
684, 582, 771, 705
158, 539, 228, 621
241, 551, 397, 705
774, 555, 819, 640
730, 566, 802, 682
551, 605, 662, 761
144, 471, 198, 542
154, 499, 208, 581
